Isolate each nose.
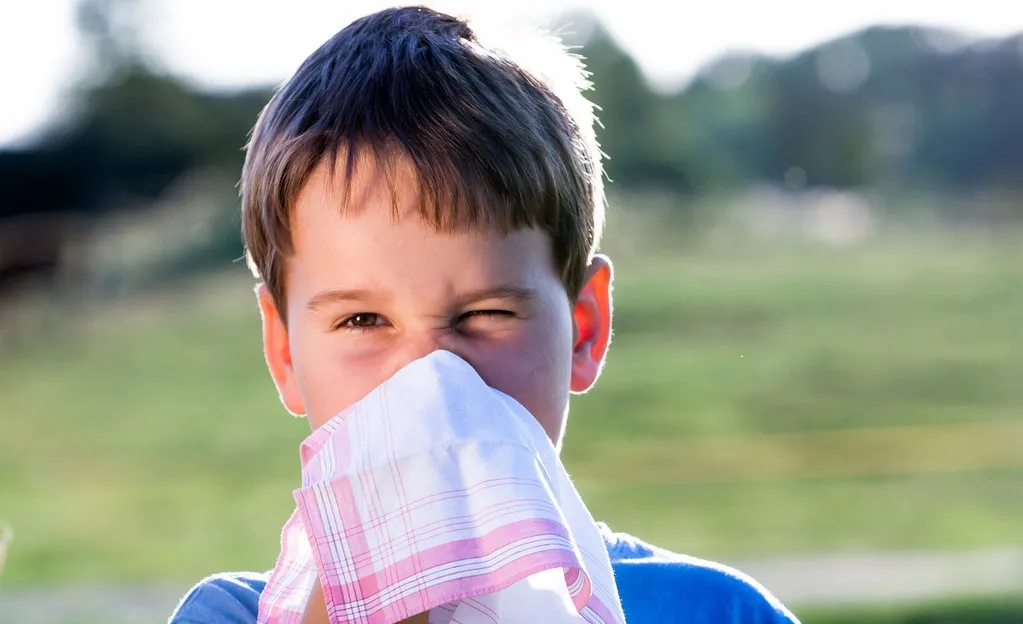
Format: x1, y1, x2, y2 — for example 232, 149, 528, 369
383, 329, 469, 380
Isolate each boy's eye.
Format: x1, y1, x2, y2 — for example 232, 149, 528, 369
335, 313, 385, 330
459, 309, 515, 322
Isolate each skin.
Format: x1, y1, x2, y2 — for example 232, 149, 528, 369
259, 157, 614, 624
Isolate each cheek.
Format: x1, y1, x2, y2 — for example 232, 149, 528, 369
290, 332, 383, 429
472, 308, 574, 440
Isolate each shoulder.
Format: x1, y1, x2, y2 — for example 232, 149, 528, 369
600, 524, 800, 623
167, 571, 267, 624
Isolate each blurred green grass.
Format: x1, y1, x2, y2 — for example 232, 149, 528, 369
803, 593, 1023, 623
1, 226, 1022, 584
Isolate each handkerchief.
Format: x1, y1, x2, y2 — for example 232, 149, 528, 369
256, 350, 625, 624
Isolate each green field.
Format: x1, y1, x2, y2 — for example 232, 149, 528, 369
1, 222, 1022, 586
805, 593, 1023, 623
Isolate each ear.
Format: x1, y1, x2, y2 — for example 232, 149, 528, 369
570, 254, 614, 393
256, 284, 306, 416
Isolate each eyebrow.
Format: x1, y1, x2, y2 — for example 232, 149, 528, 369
455, 286, 539, 307
306, 288, 376, 312
305, 285, 538, 312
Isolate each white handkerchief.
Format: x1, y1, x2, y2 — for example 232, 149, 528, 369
257, 350, 626, 624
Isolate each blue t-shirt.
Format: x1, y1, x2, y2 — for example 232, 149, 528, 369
168, 523, 799, 623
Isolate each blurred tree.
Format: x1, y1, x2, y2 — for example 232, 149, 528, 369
55, 0, 269, 199
681, 53, 776, 186
0, 0, 272, 299
761, 42, 875, 188
75, 0, 146, 78
683, 25, 1023, 195
574, 17, 720, 193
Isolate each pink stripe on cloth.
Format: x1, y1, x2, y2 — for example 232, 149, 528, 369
256, 351, 624, 624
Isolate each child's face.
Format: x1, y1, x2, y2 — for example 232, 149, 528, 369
258, 159, 613, 448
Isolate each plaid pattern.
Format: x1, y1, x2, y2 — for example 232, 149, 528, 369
257, 351, 625, 624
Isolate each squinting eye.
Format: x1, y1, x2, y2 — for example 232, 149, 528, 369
460, 310, 515, 321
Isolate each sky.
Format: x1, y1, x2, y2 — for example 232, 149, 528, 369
3, 0, 1023, 147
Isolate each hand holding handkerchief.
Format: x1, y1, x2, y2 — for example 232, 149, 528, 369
257, 350, 625, 624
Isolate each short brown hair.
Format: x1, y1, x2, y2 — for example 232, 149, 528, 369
241, 6, 604, 317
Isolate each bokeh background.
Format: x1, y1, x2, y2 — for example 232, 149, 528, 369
2, 1, 1023, 622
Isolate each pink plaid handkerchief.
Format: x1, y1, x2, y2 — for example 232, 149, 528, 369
256, 350, 626, 624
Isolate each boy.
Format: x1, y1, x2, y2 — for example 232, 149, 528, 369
169, 6, 799, 623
